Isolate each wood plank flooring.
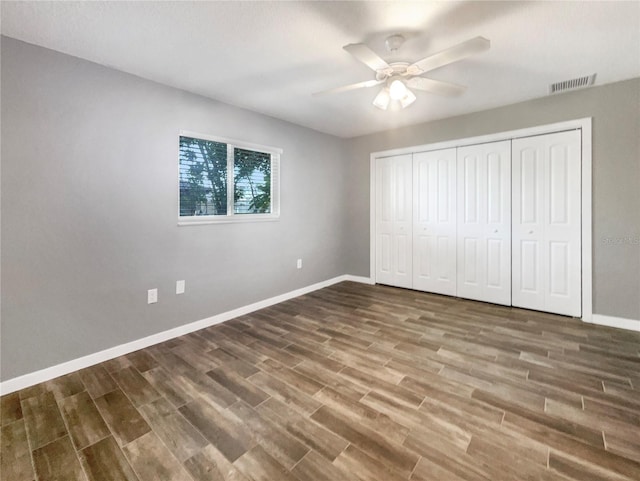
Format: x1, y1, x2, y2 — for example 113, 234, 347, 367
2, 281, 639, 480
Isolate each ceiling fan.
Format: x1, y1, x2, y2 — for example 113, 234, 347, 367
314, 35, 490, 110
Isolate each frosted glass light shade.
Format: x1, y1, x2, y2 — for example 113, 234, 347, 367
373, 88, 391, 110
389, 79, 407, 100
400, 89, 417, 108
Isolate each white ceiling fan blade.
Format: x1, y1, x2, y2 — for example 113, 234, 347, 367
313, 79, 384, 96
343, 43, 391, 72
406, 77, 467, 96
407, 36, 490, 75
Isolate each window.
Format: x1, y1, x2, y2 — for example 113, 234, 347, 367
178, 131, 281, 224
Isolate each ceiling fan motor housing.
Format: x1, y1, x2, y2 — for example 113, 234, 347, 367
376, 62, 410, 81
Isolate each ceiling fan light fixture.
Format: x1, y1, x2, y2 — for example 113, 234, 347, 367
400, 89, 417, 108
389, 79, 407, 100
372, 88, 391, 110
318, 35, 489, 112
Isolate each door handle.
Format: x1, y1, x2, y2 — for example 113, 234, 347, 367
529, 230, 534, 234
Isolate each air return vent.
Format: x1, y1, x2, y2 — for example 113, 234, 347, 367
549, 74, 596, 94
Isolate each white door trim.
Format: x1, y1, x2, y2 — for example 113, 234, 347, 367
369, 117, 593, 322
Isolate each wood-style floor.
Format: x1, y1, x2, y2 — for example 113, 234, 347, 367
2, 282, 640, 481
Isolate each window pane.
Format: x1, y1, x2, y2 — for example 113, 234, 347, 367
179, 136, 227, 216
234, 148, 271, 214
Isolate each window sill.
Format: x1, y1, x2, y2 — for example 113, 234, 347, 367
178, 215, 280, 226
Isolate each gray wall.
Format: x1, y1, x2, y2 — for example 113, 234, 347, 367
345, 78, 640, 321
1, 37, 350, 380
2, 37, 639, 381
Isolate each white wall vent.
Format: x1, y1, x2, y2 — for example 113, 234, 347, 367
549, 74, 596, 94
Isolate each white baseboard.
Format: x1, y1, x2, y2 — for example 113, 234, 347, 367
588, 314, 640, 332
0, 274, 372, 395
343, 275, 374, 285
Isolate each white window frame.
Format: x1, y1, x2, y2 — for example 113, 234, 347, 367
178, 130, 281, 225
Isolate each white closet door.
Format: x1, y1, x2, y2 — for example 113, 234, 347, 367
457, 141, 511, 305
413, 149, 457, 295
512, 130, 581, 316
375, 154, 413, 288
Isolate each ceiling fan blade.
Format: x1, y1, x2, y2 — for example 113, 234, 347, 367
313, 79, 384, 96
343, 43, 391, 72
406, 77, 467, 96
407, 36, 490, 75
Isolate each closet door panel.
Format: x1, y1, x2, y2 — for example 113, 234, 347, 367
512, 143, 546, 310
375, 157, 394, 286
458, 150, 483, 297
512, 130, 581, 316
545, 132, 581, 316
413, 149, 456, 295
457, 141, 511, 305
393, 156, 413, 288
486, 238, 505, 288
462, 238, 479, 287
379, 234, 392, 277
484, 148, 511, 306
375, 155, 413, 288
519, 239, 541, 293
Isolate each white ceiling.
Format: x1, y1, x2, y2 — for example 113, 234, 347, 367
2, 1, 639, 138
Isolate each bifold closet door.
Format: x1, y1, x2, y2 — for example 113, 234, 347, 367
512, 130, 581, 317
375, 154, 413, 288
413, 149, 457, 295
457, 141, 511, 305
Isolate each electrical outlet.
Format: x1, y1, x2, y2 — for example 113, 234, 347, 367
176, 280, 185, 294
297, 259, 302, 269
147, 288, 158, 304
